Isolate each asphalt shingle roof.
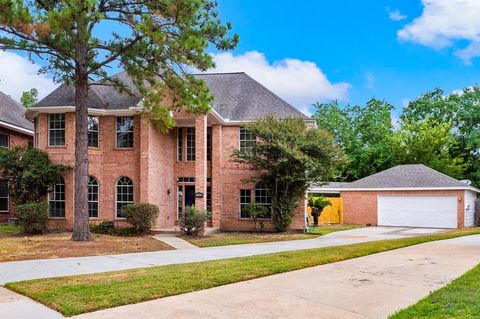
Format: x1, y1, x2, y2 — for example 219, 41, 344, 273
344, 164, 470, 189
35, 72, 309, 121
0, 91, 33, 131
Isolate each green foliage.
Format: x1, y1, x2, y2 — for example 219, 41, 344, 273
232, 116, 343, 232
121, 203, 159, 234
307, 195, 331, 216
179, 206, 211, 236
14, 201, 49, 234
391, 118, 465, 178
20, 88, 38, 108
89, 224, 138, 237
243, 203, 268, 231
0, 146, 69, 205
315, 98, 396, 181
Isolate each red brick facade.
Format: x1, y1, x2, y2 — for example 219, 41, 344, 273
35, 111, 306, 231
342, 190, 466, 228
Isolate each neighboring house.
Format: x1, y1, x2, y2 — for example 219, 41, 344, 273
25, 72, 312, 231
311, 164, 479, 229
0, 91, 34, 223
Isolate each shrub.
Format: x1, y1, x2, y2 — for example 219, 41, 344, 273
244, 204, 268, 231
121, 203, 159, 234
179, 206, 211, 236
15, 201, 49, 234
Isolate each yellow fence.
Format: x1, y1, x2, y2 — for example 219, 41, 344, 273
307, 197, 343, 225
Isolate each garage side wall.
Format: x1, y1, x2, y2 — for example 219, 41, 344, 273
341, 190, 465, 228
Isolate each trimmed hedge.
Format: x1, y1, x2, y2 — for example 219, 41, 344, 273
15, 201, 49, 234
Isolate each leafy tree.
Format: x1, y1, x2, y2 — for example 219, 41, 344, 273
315, 98, 396, 181
0, 146, 69, 205
391, 118, 465, 178
243, 203, 268, 232
20, 88, 38, 108
0, 0, 238, 240
307, 195, 331, 227
232, 116, 343, 232
402, 87, 480, 185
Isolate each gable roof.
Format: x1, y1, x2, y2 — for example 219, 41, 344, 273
0, 91, 33, 133
33, 72, 310, 121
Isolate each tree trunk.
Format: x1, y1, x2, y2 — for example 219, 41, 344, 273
71, 17, 93, 241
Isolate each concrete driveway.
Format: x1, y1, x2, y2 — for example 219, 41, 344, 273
0, 227, 445, 284
73, 234, 480, 319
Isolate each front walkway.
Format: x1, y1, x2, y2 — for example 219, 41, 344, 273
0, 287, 62, 319
0, 227, 444, 284
74, 234, 480, 319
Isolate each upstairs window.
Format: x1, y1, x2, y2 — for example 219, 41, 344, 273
116, 116, 134, 148
177, 128, 183, 161
88, 176, 99, 218
0, 133, 9, 148
0, 181, 8, 212
49, 178, 65, 218
48, 114, 65, 146
186, 127, 195, 161
88, 116, 99, 148
240, 127, 256, 152
207, 127, 212, 161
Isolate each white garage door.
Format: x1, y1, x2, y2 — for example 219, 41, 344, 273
378, 195, 458, 228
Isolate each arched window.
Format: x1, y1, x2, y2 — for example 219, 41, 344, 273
49, 177, 65, 217
254, 184, 272, 219
116, 176, 133, 218
88, 176, 99, 218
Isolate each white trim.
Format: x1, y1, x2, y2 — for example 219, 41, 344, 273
0, 120, 33, 136
311, 186, 480, 193
25, 106, 141, 119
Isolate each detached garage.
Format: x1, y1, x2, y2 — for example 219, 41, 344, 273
313, 164, 479, 229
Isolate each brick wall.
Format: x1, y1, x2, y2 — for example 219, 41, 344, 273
342, 190, 465, 228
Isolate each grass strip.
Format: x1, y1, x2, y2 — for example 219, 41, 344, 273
6, 227, 480, 317
390, 263, 480, 319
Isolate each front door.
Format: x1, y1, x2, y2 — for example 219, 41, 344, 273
184, 185, 195, 208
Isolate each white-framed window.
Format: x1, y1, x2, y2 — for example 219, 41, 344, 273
116, 176, 133, 218
177, 127, 183, 161
254, 184, 272, 219
88, 116, 99, 148
239, 127, 256, 152
177, 185, 183, 219
0, 181, 8, 212
48, 114, 65, 146
49, 178, 65, 217
116, 116, 134, 148
186, 127, 195, 161
0, 133, 9, 148
34, 117, 39, 147
207, 127, 212, 161
239, 189, 251, 219
88, 176, 99, 218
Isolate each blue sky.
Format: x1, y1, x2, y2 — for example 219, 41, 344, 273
1, 0, 480, 117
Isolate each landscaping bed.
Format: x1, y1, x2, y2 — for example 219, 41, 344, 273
6, 227, 480, 316
0, 225, 171, 262
183, 225, 360, 247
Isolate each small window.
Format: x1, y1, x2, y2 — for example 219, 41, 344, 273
116, 116, 134, 148
88, 116, 99, 148
240, 127, 256, 152
116, 176, 133, 218
186, 127, 195, 161
34, 118, 39, 147
240, 189, 251, 219
207, 127, 212, 161
49, 178, 65, 217
255, 184, 272, 219
177, 128, 183, 161
0, 133, 9, 148
177, 185, 183, 219
48, 114, 65, 146
0, 181, 8, 212
88, 176, 99, 218
207, 185, 212, 212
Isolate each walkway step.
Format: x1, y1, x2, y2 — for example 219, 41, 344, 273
152, 235, 199, 250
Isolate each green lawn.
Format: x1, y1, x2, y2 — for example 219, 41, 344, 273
6, 228, 480, 317
183, 224, 360, 247
0, 224, 21, 236
390, 263, 480, 319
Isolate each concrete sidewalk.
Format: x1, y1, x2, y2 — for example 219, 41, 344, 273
0, 227, 443, 284
151, 234, 199, 250
0, 287, 62, 319
74, 234, 480, 319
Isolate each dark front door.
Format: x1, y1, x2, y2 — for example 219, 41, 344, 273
184, 185, 195, 208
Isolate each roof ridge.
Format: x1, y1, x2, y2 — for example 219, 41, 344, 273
195, 71, 246, 76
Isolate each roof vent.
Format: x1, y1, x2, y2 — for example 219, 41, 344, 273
461, 179, 472, 185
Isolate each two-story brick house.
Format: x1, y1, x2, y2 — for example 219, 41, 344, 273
26, 72, 312, 231
0, 91, 34, 223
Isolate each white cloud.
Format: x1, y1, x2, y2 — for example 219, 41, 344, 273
365, 71, 375, 90
397, 0, 480, 64
0, 51, 57, 102
402, 98, 411, 108
208, 51, 350, 115
387, 8, 407, 21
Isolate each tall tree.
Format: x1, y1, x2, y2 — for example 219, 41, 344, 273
232, 116, 343, 232
20, 88, 38, 108
315, 98, 395, 181
0, 0, 238, 240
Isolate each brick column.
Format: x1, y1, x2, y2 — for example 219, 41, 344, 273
139, 117, 150, 203
195, 115, 207, 209
211, 124, 223, 227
